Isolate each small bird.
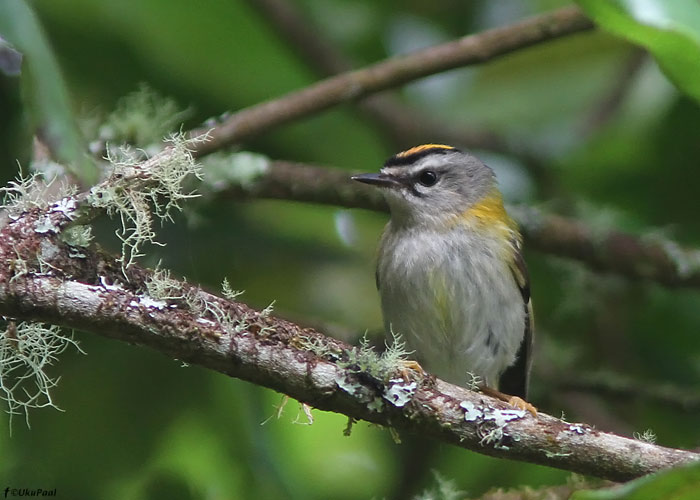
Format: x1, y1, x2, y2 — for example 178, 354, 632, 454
352, 144, 535, 414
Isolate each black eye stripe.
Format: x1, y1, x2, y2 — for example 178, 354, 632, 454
409, 185, 423, 197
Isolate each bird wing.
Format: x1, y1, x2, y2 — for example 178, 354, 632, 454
498, 241, 534, 399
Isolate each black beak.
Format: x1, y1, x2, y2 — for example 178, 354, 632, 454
351, 173, 402, 189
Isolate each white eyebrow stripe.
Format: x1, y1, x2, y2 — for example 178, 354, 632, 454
381, 157, 444, 177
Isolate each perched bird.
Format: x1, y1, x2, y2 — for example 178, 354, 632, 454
352, 144, 535, 414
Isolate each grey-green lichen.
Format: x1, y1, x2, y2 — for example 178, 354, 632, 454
0, 321, 83, 428
295, 334, 343, 361
0, 170, 76, 221
221, 277, 244, 301
0, 91, 201, 429
87, 133, 203, 271
633, 429, 657, 444
334, 333, 419, 412
145, 266, 186, 301
544, 450, 574, 459
199, 151, 270, 193
185, 287, 241, 336
340, 332, 412, 379
59, 225, 93, 248
145, 268, 233, 333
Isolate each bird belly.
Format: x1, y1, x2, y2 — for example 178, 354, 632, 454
377, 227, 525, 387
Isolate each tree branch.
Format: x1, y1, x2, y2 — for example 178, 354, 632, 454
552, 372, 700, 413
208, 159, 700, 288
190, 7, 594, 157
0, 209, 697, 482
244, 0, 559, 192
0, 153, 697, 481
243, 0, 511, 151
580, 48, 648, 137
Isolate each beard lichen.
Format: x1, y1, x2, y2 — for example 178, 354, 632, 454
0, 321, 83, 429
87, 133, 203, 272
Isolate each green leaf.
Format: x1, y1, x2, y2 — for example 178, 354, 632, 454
572, 461, 700, 500
0, 0, 98, 185
576, 0, 700, 103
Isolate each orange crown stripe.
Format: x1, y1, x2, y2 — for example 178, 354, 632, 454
397, 144, 455, 158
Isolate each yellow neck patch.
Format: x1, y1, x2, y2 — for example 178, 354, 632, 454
396, 144, 455, 158
456, 190, 517, 234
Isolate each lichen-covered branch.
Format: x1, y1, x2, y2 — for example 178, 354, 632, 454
206, 158, 700, 288
0, 153, 698, 480
190, 7, 594, 157
0, 204, 697, 481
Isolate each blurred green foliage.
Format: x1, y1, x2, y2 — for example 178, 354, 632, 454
0, 0, 699, 499
577, 0, 700, 103
572, 461, 700, 500
0, 0, 97, 184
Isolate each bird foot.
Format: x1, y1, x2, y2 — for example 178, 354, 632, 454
505, 395, 538, 417
398, 359, 426, 380
478, 385, 537, 417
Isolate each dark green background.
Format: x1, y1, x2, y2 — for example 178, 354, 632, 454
0, 0, 699, 498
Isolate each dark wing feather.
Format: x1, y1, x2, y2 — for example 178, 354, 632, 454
498, 242, 534, 399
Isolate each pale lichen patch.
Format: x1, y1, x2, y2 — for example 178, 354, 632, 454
335, 373, 375, 403
383, 378, 417, 407
59, 225, 93, 248
34, 215, 59, 234
99, 276, 126, 292
50, 197, 77, 218
136, 295, 168, 310
458, 400, 527, 450
460, 401, 483, 422
568, 423, 589, 435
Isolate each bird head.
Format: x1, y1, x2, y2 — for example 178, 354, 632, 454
352, 144, 499, 228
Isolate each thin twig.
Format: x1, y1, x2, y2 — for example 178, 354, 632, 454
580, 47, 648, 137
552, 372, 700, 413
190, 7, 594, 157
245, 0, 557, 190
243, 0, 507, 151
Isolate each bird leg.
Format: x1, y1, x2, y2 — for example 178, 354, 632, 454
479, 384, 537, 417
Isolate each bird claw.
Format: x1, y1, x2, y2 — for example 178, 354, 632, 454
478, 384, 538, 417
506, 396, 538, 417
398, 360, 425, 380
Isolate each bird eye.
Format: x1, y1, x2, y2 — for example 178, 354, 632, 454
417, 170, 438, 187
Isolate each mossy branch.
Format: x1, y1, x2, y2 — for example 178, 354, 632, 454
0, 133, 202, 419
0, 202, 698, 481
